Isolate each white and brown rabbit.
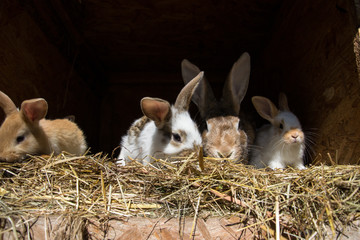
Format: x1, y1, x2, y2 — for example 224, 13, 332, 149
250, 93, 306, 169
117, 72, 204, 166
0, 91, 87, 162
181, 52, 254, 163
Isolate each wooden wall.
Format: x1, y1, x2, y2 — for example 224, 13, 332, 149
100, 1, 360, 164
257, 0, 360, 164
0, 1, 102, 152
2, 0, 360, 164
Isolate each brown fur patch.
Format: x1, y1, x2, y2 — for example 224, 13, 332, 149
127, 116, 151, 138
202, 116, 248, 163
283, 128, 304, 144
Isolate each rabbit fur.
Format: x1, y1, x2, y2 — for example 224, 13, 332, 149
181, 52, 254, 163
250, 93, 306, 169
0, 91, 87, 162
117, 72, 204, 165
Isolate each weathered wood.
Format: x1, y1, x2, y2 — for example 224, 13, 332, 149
260, 0, 360, 164
0, 1, 101, 151
2, 216, 359, 239
2, 0, 360, 163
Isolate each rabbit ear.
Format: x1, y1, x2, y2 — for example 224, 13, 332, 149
181, 59, 201, 85
222, 52, 251, 115
181, 60, 218, 117
252, 96, 278, 124
174, 71, 204, 111
181, 59, 202, 107
0, 91, 17, 116
21, 98, 48, 123
141, 97, 171, 128
278, 92, 290, 111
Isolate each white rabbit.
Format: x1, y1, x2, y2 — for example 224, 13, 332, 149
117, 72, 204, 165
181, 52, 254, 163
250, 93, 306, 170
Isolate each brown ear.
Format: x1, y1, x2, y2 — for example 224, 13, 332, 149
278, 92, 290, 111
0, 91, 17, 116
251, 96, 278, 123
141, 97, 171, 128
174, 71, 204, 111
222, 52, 251, 115
21, 98, 48, 123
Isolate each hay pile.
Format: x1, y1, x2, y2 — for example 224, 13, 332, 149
0, 152, 359, 239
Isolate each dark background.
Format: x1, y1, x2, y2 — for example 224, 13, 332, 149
0, 0, 359, 164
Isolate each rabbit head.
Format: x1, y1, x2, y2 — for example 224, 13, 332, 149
0, 92, 51, 162
0, 91, 87, 163
181, 52, 252, 162
251, 93, 306, 169
252, 93, 304, 146
202, 116, 248, 159
118, 72, 204, 164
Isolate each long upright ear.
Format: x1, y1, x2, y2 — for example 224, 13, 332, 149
141, 97, 171, 128
181, 59, 201, 85
21, 98, 48, 123
181, 59, 217, 117
0, 91, 17, 116
251, 96, 278, 124
222, 52, 251, 115
174, 71, 204, 111
278, 92, 290, 111
181, 59, 202, 107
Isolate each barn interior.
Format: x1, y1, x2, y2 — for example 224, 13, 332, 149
1, 0, 359, 164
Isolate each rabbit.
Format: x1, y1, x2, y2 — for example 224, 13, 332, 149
0, 91, 87, 162
117, 71, 204, 166
249, 93, 306, 170
181, 52, 254, 163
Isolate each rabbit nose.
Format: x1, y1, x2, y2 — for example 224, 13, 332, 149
291, 133, 299, 139
217, 151, 233, 159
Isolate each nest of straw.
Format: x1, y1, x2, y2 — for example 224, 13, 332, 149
0, 152, 359, 239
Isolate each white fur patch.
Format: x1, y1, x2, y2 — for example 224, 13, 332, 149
118, 107, 202, 165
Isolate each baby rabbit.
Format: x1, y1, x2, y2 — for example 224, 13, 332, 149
250, 93, 306, 169
0, 91, 87, 162
181, 52, 254, 163
117, 72, 204, 165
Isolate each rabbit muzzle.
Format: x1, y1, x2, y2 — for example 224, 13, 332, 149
283, 129, 304, 144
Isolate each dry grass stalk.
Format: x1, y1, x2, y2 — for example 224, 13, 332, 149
0, 152, 359, 239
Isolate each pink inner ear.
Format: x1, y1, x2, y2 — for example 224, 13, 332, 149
142, 98, 170, 123
22, 100, 47, 122
23, 106, 39, 122
152, 101, 169, 121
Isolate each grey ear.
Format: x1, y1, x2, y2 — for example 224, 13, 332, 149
252, 96, 278, 124
0, 91, 17, 116
278, 92, 290, 111
181, 59, 217, 118
222, 52, 251, 115
181, 59, 201, 84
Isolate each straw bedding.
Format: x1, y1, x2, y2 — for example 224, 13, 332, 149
0, 152, 359, 239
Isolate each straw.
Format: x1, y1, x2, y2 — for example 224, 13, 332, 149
0, 152, 359, 238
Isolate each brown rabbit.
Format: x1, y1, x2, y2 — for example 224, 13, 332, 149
181, 52, 254, 163
0, 91, 87, 162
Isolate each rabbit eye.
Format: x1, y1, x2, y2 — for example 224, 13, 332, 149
172, 133, 182, 142
16, 135, 25, 144
279, 120, 284, 130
